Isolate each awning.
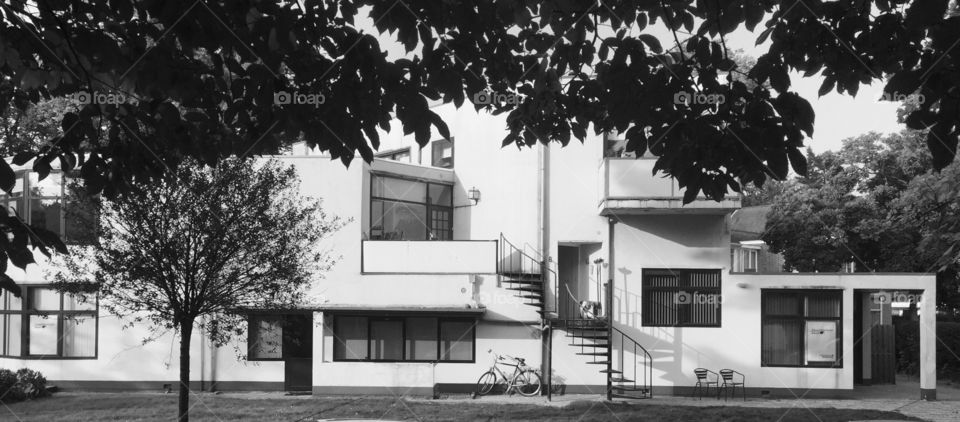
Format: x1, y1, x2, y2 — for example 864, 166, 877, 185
313, 304, 485, 316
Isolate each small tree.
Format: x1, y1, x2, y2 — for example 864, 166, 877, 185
51, 158, 342, 422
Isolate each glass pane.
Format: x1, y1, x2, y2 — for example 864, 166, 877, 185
762, 319, 802, 365
29, 288, 59, 311
64, 192, 97, 244
249, 315, 283, 359
28, 172, 62, 197
375, 200, 427, 241
64, 293, 96, 311
764, 293, 801, 316
806, 293, 841, 318
28, 314, 58, 355
334, 316, 368, 360
6, 291, 22, 312
440, 320, 474, 361
372, 176, 426, 203
431, 139, 454, 169
405, 318, 438, 361
1, 171, 24, 198
4, 198, 24, 218
428, 184, 453, 206
645, 290, 678, 326
30, 198, 62, 235
62, 314, 96, 357
429, 209, 452, 241
370, 320, 403, 360
644, 271, 679, 287
4, 314, 21, 356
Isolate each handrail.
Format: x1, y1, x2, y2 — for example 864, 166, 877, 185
499, 233, 542, 275
610, 325, 653, 399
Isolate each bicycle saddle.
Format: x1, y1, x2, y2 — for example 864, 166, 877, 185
516, 357, 525, 364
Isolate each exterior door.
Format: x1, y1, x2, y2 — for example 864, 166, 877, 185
282, 314, 313, 392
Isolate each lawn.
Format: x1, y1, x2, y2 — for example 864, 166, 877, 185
0, 393, 921, 422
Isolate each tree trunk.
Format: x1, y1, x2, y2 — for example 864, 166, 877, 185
178, 319, 193, 422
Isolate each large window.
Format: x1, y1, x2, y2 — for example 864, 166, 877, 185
0, 170, 97, 244
761, 290, 842, 367
642, 269, 721, 327
332, 316, 475, 362
247, 313, 312, 361
0, 286, 98, 359
369, 175, 453, 240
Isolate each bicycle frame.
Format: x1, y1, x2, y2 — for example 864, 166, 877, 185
488, 357, 527, 393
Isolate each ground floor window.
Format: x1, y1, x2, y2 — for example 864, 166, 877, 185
0, 286, 97, 358
247, 313, 312, 361
332, 315, 475, 362
761, 289, 842, 367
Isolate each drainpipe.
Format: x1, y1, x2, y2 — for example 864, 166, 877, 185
538, 142, 551, 397
606, 216, 616, 401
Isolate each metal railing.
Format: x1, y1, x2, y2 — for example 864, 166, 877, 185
609, 325, 653, 399
498, 233, 559, 315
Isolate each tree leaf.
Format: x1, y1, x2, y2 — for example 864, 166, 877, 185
638, 34, 663, 54
0, 159, 15, 193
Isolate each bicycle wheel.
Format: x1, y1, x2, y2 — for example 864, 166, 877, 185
476, 371, 497, 396
513, 370, 542, 397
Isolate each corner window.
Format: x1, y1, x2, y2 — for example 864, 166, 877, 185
332, 315, 475, 362
0, 286, 98, 359
369, 175, 453, 240
0, 170, 98, 244
761, 290, 842, 367
431, 139, 454, 169
641, 269, 721, 327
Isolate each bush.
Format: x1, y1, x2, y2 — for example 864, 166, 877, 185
0, 368, 50, 403
895, 319, 960, 383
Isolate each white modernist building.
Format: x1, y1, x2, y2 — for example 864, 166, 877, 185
0, 103, 938, 400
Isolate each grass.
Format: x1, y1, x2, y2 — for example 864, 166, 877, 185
0, 393, 922, 422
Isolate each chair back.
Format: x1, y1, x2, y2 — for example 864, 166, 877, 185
719, 369, 735, 382
694, 368, 710, 381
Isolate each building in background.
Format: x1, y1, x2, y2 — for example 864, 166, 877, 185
0, 103, 938, 400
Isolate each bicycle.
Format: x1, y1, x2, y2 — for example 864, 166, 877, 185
475, 349, 542, 397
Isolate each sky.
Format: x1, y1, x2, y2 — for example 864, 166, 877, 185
362, 9, 908, 154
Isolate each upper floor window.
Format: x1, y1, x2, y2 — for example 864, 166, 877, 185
0, 286, 98, 359
642, 269, 721, 327
431, 139, 454, 169
0, 170, 97, 244
375, 148, 411, 163
369, 175, 452, 240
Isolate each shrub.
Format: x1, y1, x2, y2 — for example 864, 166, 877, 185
0, 368, 50, 403
895, 319, 960, 383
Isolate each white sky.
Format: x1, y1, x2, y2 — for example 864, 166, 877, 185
361, 10, 906, 154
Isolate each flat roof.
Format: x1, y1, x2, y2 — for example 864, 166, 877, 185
313, 304, 485, 316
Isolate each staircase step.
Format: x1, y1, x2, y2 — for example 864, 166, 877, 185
568, 343, 609, 348
506, 286, 543, 293
567, 326, 607, 331
613, 386, 649, 392
610, 392, 651, 400
587, 361, 610, 365
500, 272, 542, 279
568, 332, 610, 339
576, 352, 608, 356
519, 294, 542, 299
598, 369, 622, 374
609, 377, 634, 383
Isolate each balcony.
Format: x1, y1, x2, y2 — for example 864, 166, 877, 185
599, 158, 741, 215
361, 240, 497, 274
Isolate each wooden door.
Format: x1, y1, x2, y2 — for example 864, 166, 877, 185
870, 324, 896, 384
283, 314, 313, 392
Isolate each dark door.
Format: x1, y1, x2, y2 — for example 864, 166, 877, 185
871, 324, 896, 384
282, 314, 313, 392
854, 291, 864, 384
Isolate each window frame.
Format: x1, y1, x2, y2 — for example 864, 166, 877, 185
368, 174, 454, 241
641, 268, 722, 328
0, 285, 99, 360
375, 147, 412, 163
332, 315, 476, 363
760, 289, 843, 368
0, 169, 97, 244
430, 138, 454, 169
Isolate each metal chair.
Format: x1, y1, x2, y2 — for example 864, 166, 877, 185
692, 368, 719, 400
718, 369, 746, 401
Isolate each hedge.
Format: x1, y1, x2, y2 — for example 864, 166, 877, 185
895, 320, 960, 383
0, 368, 50, 403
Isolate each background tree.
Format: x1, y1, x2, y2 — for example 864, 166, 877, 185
50, 158, 343, 422
762, 130, 960, 313
2, 0, 960, 286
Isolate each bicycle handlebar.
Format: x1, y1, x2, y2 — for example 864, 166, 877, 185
487, 349, 526, 365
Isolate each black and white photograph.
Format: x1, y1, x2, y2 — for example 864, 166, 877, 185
0, 0, 959, 420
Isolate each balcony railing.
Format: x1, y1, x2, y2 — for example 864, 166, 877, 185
598, 158, 740, 214
361, 240, 498, 274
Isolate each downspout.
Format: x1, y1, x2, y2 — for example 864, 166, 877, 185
606, 216, 616, 401
538, 142, 552, 398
